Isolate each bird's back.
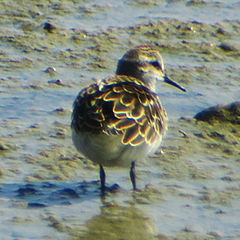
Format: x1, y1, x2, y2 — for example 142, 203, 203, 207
72, 75, 167, 144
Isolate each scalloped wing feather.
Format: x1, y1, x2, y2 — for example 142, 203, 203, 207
71, 76, 167, 147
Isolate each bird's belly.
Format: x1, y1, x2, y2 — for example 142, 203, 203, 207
72, 130, 162, 167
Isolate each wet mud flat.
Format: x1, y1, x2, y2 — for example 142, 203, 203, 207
0, 0, 240, 239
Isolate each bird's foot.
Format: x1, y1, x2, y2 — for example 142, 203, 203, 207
100, 183, 121, 196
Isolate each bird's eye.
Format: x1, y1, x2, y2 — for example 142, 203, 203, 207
150, 61, 161, 69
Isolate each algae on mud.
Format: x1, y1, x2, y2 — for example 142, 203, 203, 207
0, 0, 240, 239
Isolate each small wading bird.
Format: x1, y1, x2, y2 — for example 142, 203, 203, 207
71, 46, 186, 194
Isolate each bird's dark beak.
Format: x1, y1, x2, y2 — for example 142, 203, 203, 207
164, 75, 186, 92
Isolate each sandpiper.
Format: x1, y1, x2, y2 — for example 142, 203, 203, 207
71, 46, 186, 193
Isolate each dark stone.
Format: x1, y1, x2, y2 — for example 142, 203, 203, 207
194, 102, 240, 124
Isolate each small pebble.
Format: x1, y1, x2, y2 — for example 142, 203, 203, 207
45, 67, 57, 74
28, 202, 47, 208
43, 22, 56, 33
48, 79, 63, 85
17, 187, 38, 197
209, 230, 224, 238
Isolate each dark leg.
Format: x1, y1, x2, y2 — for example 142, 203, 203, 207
130, 161, 137, 190
100, 165, 106, 194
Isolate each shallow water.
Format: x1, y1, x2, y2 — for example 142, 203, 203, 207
56, 1, 240, 31
0, 0, 240, 239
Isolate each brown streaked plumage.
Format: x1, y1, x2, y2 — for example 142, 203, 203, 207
71, 46, 186, 193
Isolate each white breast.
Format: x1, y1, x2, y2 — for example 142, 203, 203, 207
72, 130, 162, 168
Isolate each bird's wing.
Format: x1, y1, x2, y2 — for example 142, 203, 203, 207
71, 76, 167, 146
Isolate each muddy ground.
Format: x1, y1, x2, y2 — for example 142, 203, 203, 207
0, 0, 240, 239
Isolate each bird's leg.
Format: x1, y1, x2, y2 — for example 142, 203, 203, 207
100, 165, 106, 194
130, 161, 137, 190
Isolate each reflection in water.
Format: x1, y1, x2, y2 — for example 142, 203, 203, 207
71, 198, 157, 240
